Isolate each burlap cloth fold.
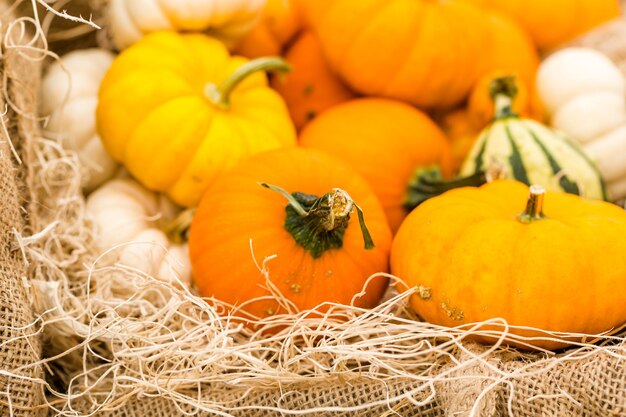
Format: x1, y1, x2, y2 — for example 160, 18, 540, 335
2, 2, 626, 416
0, 3, 46, 416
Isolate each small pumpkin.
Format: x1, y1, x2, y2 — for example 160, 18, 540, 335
107, 0, 265, 50
188, 147, 392, 320
460, 76, 607, 200
234, 0, 305, 58
86, 177, 191, 286
468, 0, 621, 50
40, 49, 118, 191
436, 109, 480, 175
97, 31, 297, 207
537, 47, 626, 200
304, 0, 492, 109
300, 98, 452, 232
391, 180, 626, 350
270, 31, 356, 131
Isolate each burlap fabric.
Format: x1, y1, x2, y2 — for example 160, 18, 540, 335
2, 1, 626, 417
0, 3, 46, 416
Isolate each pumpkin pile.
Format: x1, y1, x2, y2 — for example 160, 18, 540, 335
39, 0, 626, 350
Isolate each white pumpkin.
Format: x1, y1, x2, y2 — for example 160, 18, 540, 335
86, 178, 192, 287
108, 0, 266, 50
537, 47, 626, 200
40, 49, 118, 191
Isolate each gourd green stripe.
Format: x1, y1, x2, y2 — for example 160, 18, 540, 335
527, 127, 580, 195
505, 125, 530, 185
473, 127, 490, 173
554, 131, 609, 201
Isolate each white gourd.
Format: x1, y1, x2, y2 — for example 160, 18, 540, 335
537, 47, 626, 200
86, 178, 192, 287
40, 49, 118, 192
108, 0, 266, 50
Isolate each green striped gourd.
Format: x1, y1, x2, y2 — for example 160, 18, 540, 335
460, 76, 607, 200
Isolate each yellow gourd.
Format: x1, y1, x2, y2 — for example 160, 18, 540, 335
97, 31, 297, 207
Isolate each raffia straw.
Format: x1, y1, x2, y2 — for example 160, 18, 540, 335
3, 2, 626, 416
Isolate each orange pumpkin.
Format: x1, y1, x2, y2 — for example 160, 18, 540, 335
271, 31, 356, 131
482, 11, 538, 88
189, 147, 392, 320
391, 180, 626, 350
468, 71, 545, 129
300, 98, 452, 232
304, 0, 492, 109
234, 0, 304, 58
469, 0, 621, 50
436, 109, 480, 175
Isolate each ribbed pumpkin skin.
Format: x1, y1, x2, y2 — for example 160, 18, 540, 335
97, 31, 296, 207
300, 98, 452, 232
469, 0, 620, 50
271, 32, 356, 131
304, 0, 491, 109
482, 11, 539, 87
460, 116, 607, 200
391, 180, 626, 350
189, 148, 392, 320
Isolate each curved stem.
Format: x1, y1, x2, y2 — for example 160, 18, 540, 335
489, 75, 519, 120
205, 57, 291, 110
519, 185, 546, 223
404, 166, 487, 211
260, 182, 375, 257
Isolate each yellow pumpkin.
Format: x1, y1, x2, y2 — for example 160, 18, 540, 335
391, 180, 626, 350
97, 31, 297, 207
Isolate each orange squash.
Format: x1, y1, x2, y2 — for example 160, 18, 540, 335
189, 147, 392, 320
436, 109, 480, 175
271, 31, 356, 131
469, 0, 621, 50
303, 0, 492, 109
391, 180, 626, 350
468, 70, 545, 129
234, 0, 304, 58
482, 11, 538, 88
300, 98, 452, 232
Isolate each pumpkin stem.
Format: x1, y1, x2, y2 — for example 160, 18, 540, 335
519, 185, 547, 223
490, 75, 519, 120
260, 182, 375, 258
404, 165, 487, 210
204, 57, 291, 110
162, 208, 196, 244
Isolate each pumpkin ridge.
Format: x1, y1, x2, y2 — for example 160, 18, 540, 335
336, 0, 399, 79
124, 96, 213, 191
380, 2, 429, 95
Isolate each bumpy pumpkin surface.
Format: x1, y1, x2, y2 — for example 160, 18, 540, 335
97, 31, 296, 207
300, 98, 452, 232
391, 180, 626, 350
304, 0, 491, 109
189, 147, 392, 320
